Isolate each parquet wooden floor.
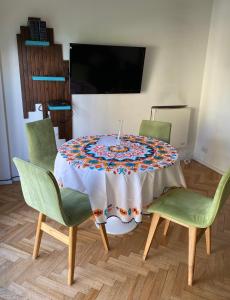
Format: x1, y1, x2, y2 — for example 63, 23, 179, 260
0, 161, 230, 299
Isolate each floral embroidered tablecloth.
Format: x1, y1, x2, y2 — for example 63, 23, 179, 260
54, 135, 186, 224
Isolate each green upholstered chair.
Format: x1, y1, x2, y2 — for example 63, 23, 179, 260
13, 157, 109, 285
139, 120, 172, 143
143, 169, 230, 286
25, 118, 57, 172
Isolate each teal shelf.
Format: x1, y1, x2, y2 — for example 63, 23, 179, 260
25, 40, 50, 46
32, 76, 65, 81
48, 105, 71, 111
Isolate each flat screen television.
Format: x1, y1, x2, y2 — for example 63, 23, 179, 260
70, 43, 146, 94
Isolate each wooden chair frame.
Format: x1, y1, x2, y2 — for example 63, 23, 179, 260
143, 213, 211, 286
33, 212, 109, 285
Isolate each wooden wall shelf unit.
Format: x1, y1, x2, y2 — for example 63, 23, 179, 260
17, 19, 72, 140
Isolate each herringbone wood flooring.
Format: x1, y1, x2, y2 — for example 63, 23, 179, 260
0, 161, 230, 299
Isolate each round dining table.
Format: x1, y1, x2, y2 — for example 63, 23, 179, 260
54, 134, 186, 234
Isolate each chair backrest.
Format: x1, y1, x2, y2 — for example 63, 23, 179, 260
13, 157, 67, 226
25, 118, 57, 170
139, 120, 172, 143
208, 169, 230, 226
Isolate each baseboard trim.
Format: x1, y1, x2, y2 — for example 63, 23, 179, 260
0, 176, 19, 185
192, 156, 224, 175
0, 180, 12, 185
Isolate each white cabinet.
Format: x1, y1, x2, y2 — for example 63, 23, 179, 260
152, 106, 191, 149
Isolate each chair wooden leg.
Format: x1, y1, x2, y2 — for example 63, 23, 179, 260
188, 227, 197, 286
68, 226, 77, 285
33, 213, 46, 259
205, 227, 211, 255
99, 224, 110, 252
163, 219, 170, 236
143, 213, 160, 260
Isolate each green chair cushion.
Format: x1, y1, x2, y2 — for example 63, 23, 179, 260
139, 120, 171, 143
13, 158, 92, 228
60, 188, 92, 226
25, 118, 57, 172
35, 155, 56, 172
147, 188, 213, 228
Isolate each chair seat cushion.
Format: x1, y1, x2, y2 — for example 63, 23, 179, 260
35, 154, 56, 173
60, 188, 92, 226
147, 188, 213, 228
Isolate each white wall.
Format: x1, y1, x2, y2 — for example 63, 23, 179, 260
0, 54, 12, 183
194, 0, 230, 174
0, 0, 213, 176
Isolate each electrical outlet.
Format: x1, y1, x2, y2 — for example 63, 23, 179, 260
201, 146, 208, 154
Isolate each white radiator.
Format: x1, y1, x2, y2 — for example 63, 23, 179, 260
152, 106, 191, 149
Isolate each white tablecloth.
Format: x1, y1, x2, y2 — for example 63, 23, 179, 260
54, 135, 186, 224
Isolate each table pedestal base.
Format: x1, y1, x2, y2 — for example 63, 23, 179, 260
96, 216, 138, 235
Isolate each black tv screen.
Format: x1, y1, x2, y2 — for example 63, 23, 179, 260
70, 43, 146, 94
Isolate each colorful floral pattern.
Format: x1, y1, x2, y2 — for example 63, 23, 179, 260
93, 204, 140, 223
116, 206, 140, 216
58, 135, 178, 175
